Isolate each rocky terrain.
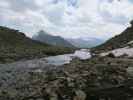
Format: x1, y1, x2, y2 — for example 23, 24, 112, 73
0, 56, 133, 100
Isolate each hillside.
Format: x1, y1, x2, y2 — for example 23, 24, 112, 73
0, 26, 74, 63
93, 21, 133, 52
67, 37, 104, 48
32, 30, 75, 48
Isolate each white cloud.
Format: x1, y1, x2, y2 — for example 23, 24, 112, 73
0, 0, 133, 39
0, 0, 10, 8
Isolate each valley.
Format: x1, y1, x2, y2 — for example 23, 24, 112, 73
1, 0, 133, 100
0, 20, 133, 100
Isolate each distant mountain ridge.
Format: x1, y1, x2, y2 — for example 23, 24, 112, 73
67, 37, 104, 48
32, 30, 75, 48
94, 20, 133, 52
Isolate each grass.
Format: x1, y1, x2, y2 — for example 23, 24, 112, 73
0, 26, 74, 63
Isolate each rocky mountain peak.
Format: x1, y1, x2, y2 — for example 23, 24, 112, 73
33, 30, 75, 48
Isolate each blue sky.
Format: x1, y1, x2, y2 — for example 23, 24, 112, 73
0, 0, 133, 39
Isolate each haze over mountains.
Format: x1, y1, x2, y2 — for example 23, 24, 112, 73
67, 37, 105, 48
33, 30, 105, 48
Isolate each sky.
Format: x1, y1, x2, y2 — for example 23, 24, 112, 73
0, 0, 133, 39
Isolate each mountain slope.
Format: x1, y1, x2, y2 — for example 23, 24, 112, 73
0, 26, 73, 63
32, 30, 75, 48
67, 37, 104, 48
93, 21, 133, 52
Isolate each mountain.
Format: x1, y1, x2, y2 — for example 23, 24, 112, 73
93, 20, 133, 52
67, 37, 104, 48
32, 30, 75, 48
1, 24, 133, 100
0, 26, 73, 63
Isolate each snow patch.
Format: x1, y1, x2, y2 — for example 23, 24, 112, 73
74, 49, 91, 60
100, 47, 133, 57
45, 49, 91, 66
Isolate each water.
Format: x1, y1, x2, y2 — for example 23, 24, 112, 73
0, 49, 91, 69
45, 49, 91, 66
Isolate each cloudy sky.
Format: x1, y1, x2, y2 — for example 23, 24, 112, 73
0, 0, 133, 39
